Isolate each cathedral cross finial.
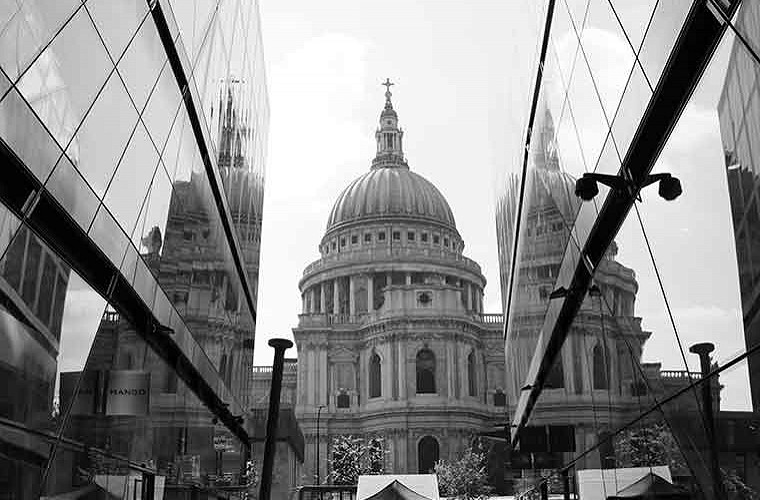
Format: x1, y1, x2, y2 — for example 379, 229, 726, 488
382, 78, 394, 104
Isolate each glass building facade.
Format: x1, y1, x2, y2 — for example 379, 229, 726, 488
0, 0, 267, 497
497, 0, 760, 498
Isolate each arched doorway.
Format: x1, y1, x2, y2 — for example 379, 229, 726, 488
418, 436, 439, 473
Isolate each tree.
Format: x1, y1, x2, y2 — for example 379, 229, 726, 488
434, 444, 494, 500
328, 435, 386, 485
614, 423, 688, 475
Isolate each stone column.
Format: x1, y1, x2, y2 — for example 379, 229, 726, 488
320, 282, 326, 314
319, 346, 328, 406
310, 287, 317, 313
405, 273, 412, 285
349, 276, 356, 316
446, 342, 456, 400
398, 340, 407, 399
333, 278, 340, 315
306, 347, 315, 406
302, 293, 307, 313
466, 282, 472, 311
367, 274, 374, 311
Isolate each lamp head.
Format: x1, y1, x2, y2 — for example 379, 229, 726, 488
658, 175, 682, 201
575, 176, 599, 201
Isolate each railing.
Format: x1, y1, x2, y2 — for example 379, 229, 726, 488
252, 363, 298, 374
298, 485, 357, 500
660, 370, 702, 379
298, 311, 504, 327
476, 313, 504, 324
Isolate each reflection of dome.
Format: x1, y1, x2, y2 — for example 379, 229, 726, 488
326, 167, 456, 232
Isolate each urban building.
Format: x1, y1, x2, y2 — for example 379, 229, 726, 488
292, 87, 508, 485
0, 0, 268, 498
499, 0, 752, 498
719, 0, 760, 413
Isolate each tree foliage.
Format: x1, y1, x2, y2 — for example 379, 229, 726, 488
328, 435, 385, 485
434, 444, 494, 500
614, 423, 688, 474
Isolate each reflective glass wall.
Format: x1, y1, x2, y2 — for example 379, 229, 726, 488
497, 0, 760, 497
0, 0, 267, 497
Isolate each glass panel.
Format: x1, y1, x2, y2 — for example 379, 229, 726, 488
84, 0, 150, 63
45, 154, 100, 231
638, 0, 693, 90
65, 69, 139, 197
610, 63, 652, 159
142, 62, 183, 154
16, 7, 113, 149
608, 0, 658, 53
0, 0, 80, 82
117, 11, 167, 113
0, 86, 62, 181
102, 121, 159, 235
580, 0, 635, 124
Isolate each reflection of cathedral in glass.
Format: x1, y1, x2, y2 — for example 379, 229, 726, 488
62, 78, 265, 486
496, 107, 704, 472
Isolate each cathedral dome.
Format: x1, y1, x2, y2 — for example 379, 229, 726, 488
325, 80, 456, 234
326, 167, 456, 232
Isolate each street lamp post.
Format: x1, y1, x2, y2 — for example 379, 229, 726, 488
316, 405, 326, 484
689, 342, 722, 499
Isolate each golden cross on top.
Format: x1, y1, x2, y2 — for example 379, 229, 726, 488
382, 78, 394, 92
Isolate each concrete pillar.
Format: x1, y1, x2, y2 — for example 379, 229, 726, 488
466, 282, 472, 311
320, 282, 326, 314
349, 276, 356, 316
367, 274, 374, 311
333, 278, 339, 315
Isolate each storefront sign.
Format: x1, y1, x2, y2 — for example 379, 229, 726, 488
105, 370, 150, 416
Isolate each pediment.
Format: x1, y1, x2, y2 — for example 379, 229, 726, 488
328, 345, 359, 362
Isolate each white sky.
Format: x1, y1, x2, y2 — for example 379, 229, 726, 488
251, 1, 752, 410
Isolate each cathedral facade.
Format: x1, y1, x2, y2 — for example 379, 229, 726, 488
293, 87, 506, 481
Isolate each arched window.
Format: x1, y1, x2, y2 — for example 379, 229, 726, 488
416, 349, 436, 394
467, 351, 477, 396
370, 353, 381, 398
418, 436, 439, 473
493, 389, 506, 407
593, 343, 610, 390
337, 390, 350, 408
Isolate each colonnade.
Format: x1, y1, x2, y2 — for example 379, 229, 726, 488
301, 272, 484, 315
